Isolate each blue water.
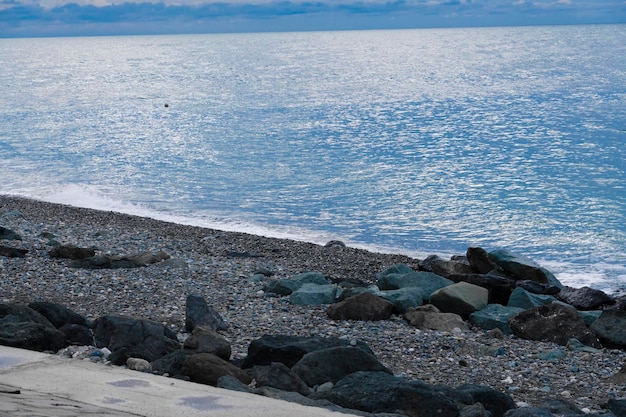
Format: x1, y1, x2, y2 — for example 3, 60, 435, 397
1, 25, 625, 292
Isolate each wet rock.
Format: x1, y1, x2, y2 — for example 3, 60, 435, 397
0, 303, 55, 327
326, 292, 393, 321
291, 346, 392, 386
185, 293, 228, 332
508, 303, 601, 348
429, 282, 489, 318
181, 352, 252, 386
48, 244, 96, 260
607, 399, 626, 417
558, 286, 614, 310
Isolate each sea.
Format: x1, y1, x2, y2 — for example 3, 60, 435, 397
1, 25, 625, 293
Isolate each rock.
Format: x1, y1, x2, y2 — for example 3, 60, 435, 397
507, 287, 557, 310
378, 271, 453, 301
337, 285, 380, 302
127, 357, 152, 372
0, 226, 22, 240
419, 254, 473, 278
48, 244, 96, 260
216, 375, 256, 393
185, 293, 228, 332
488, 249, 563, 288
508, 303, 601, 348
566, 338, 603, 353
59, 323, 94, 346
181, 353, 252, 386
70, 251, 170, 269
242, 334, 374, 369
379, 287, 424, 313
92, 315, 181, 365
449, 274, 515, 305
247, 362, 312, 396
376, 263, 415, 280
456, 385, 516, 417
0, 303, 55, 327
291, 346, 392, 386
466, 247, 498, 274
324, 240, 346, 248
290, 283, 337, 305
515, 280, 561, 295
429, 282, 489, 317
0, 245, 28, 258
264, 272, 328, 296
558, 286, 614, 310
326, 292, 393, 321
607, 363, 626, 385
607, 399, 626, 417
469, 304, 524, 334
503, 407, 552, 417
183, 325, 231, 360
310, 371, 460, 417
579, 310, 602, 326
27, 301, 89, 328
0, 321, 68, 352
150, 349, 195, 377
460, 402, 489, 417
590, 310, 626, 348
404, 305, 469, 332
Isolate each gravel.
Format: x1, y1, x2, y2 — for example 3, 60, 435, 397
1, 195, 625, 414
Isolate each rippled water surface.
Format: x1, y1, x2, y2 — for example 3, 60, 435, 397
1, 25, 625, 291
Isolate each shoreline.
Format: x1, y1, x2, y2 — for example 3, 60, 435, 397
2, 195, 625, 413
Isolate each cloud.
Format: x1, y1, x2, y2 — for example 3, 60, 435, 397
1, 0, 624, 37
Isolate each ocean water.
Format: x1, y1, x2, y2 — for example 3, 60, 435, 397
1, 25, 625, 293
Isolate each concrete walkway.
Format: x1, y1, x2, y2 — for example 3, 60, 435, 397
0, 345, 350, 417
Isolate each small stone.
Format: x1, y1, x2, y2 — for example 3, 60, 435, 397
126, 357, 152, 372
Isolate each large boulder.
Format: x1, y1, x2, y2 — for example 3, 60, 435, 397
183, 326, 231, 360
448, 274, 515, 306
185, 293, 227, 332
429, 282, 488, 317
379, 287, 424, 313
92, 315, 181, 365
181, 353, 252, 386
557, 286, 614, 310
0, 303, 55, 327
263, 272, 328, 296
378, 271, 453, 301
290, 284, 337, 305
508, 303, 601, 348
404, 305, 468, 332
310, 371, 461, 417
456, 384, 516, 417
246, 362, 311, 396
70, 251, 170, 269
469, 304, 524, 335
419, 255, 473, 278
507, 287, 557, 310
590, 310, 626, 349
242, 334, 374, 369
150, 349, 195, 377
376, 263, 415, 280
466, 247, 499, 274
291, 346, 392, 386
27, 301, 89, 328
488, 249, 563, 288
0, 322, 68, 352
48, 244, 95, 260
326, 292, 393, 321
0, 246, 28, 258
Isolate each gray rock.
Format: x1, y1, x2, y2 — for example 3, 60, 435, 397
429, 282, 489, 317
590, 310, 626, 348
607, 399, 626, 417
291, 346, 392, 386
185, 293, 228, 332
326, 292, 393, 321
247, 362, 312, 396
69, 251, 170, 269
183, 325, 231, 360
404, 305, 468, 332
488, 249, 563, 288
558, 286, 614, 310
216, 375, 255, 393
470, 304, 524, 334
290, 283, 337, 305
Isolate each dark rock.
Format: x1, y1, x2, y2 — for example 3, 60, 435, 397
448, 274, 515, 305
515, 280, 561, 295
0, 303, 55, 327
291, 346, 392, 386
502, 407, 552, 417
540, 398, 583, 415
48, 244, 96, 260
378, 271, 453, 301
488, 249, 563, 288
326, 292, 393, 321
0, 245, 28, 258
216, 375, 255, 393
466, 247, 498, 274
608, 398, 626, 417
254, 386, 328, 409
247, 362, 312, 396
324, 240, 346, 248
429, 282, 489, 318
263, 272, 328, 296
183, 325, 231, 360
0, 321, 68, 352
590, 310, 626, 348
181, 353, 252, 386
337, 286, 380, 302
469, 304, 524, 335
242, 334, 374, 369
507, 287, 557, 310
70, 251, 170, 269
185, 293, 228, 332
558, 286, 614, 310
310, 371, 460, 417
419, 255, 473, 278
456, 384, 516, 417
459, 403, 489, 417
59, 323, 94, 346
28, 301, 89, 328
150, 349, 195, 377
508, 303, 602, 347
0, 226, 21, 240
92, 315, 181, 365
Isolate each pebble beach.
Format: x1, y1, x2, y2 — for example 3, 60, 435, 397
1, 195, 625, 414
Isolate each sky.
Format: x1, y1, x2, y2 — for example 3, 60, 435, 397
0, 0, 625, 37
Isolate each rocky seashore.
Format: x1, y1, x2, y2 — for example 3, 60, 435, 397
1, 195, 626, 417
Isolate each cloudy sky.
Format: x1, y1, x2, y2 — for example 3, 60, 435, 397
1, 0, 625, 37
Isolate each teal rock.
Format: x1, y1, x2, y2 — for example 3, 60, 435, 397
566, 338, 603, 354
378, 271, 452, 301
470, 304, 524, 334
375, 263, 415, 280
379, 287, 424, 313
248, 273, 268, 283
429, 281, 488, 317
264, 272, 328, 296
488, 249, 563, 288
507, 287, 557, 310
579, 310, 602, 326
536, 348, 566, 361
290, 284, 337, 305
338, 285, 380, 301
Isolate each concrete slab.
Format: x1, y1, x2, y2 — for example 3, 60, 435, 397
0, 345, 350, 417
